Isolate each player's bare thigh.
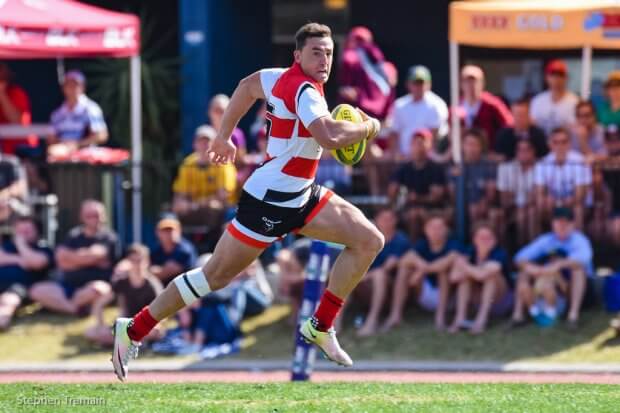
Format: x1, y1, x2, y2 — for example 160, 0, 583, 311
202, 229, 265, 291
298, 191, 383, 250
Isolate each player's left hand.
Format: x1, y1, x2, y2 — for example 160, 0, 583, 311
208, 136, 237, 165
356, 108, 381, 141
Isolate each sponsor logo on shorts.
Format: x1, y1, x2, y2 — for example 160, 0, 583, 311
262, 217, 282, 233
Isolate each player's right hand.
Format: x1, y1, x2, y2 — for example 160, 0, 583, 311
356, 108, 381, 141
208, 136, 237, 165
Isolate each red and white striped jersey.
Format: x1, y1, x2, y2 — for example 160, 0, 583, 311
242, 63, 331, 208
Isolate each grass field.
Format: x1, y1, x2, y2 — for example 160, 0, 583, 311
0, 382, 618, 412
2, 303, 620, 364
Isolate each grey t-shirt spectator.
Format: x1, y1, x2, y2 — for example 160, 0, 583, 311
60, 227, 120, 288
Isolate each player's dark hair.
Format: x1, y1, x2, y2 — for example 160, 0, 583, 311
295, 23, 332, 50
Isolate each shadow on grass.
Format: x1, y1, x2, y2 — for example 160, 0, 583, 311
233, 302, 620, 363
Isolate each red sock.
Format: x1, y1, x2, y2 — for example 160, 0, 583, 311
127, 306, 158, 342
312, 290, 344, 331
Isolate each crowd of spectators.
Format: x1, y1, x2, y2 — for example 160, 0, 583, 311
2, 25, 620, 355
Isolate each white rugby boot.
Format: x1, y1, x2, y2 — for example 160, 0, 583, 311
299, 318, 353, 367
111, 317, 141, 382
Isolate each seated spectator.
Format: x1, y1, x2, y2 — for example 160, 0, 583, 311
596, 70, 620, 127
0, 62, 33, 155
530, 60, 578, 136
388, 129, 447, 240
457, 65, 513, 150
494, 140, 538, 246
494, 98, 548, 161
382, 214, 461, 333
535, 127, 591, 229
172, 125, 237, 243
448, 222, 512, 334
385, 66, 448, 160
208, 94, 246, 158
84, 244, 164, 346
150, 214, 197, 285
511, 207, 593, 329
338, 26, 395, 121
450, 128, 496, 224
48, 71, 108, 160
29, 200, 119, 315
0, 216, 53, 329
0, 153, 29, 223
347, 208, 410, 337
572, 100, 606, 163
594, 125, 620, 247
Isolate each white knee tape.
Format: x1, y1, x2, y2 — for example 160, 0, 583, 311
173, 267, 212, 306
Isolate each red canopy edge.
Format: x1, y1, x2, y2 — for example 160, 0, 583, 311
0, 0, 140, 59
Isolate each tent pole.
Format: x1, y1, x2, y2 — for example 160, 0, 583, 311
130, 55, 142, 243
450, 41, 466, 242
450, 41, 461, 164
581, 45, 592, 99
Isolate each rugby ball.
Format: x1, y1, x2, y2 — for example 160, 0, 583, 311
330, 104, 367, 166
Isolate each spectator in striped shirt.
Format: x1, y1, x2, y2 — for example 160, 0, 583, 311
534, 127, 591, 230
48, 70, 108, 159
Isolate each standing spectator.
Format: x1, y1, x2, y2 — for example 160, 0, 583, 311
29, 200, 119, 315
388, 129, 447, 240
448, 222, 512, 334
338, 26, 396, 120
595, 125, 620, 247
511, 207, 593, 329
85, 244, 164, 346
450, 128, 497, 224
208, 94, 247, 158
571, 100, 606, 162
530, 60, 578, 136
0, 216, 53, 329
535, 127, 591, 229
494, 98, 548, 161
596, 70, 620, 127
0, 62, 33, 155
494, 140, 538, 246
458, 65, 513, 150
382, 215, 461, 333
0, 153, 28, 224
48, 70, 108, 159
150, 215, 197, 286
172, 125, 237, 247
386, 65, 448, 159
350, 208, 410, 337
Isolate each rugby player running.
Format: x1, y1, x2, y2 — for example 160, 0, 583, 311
112, 22, 384, 381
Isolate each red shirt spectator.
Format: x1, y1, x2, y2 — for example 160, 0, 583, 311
337, 26, 396, 120
456, 65, 513, 150
0, 62, 33, 154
